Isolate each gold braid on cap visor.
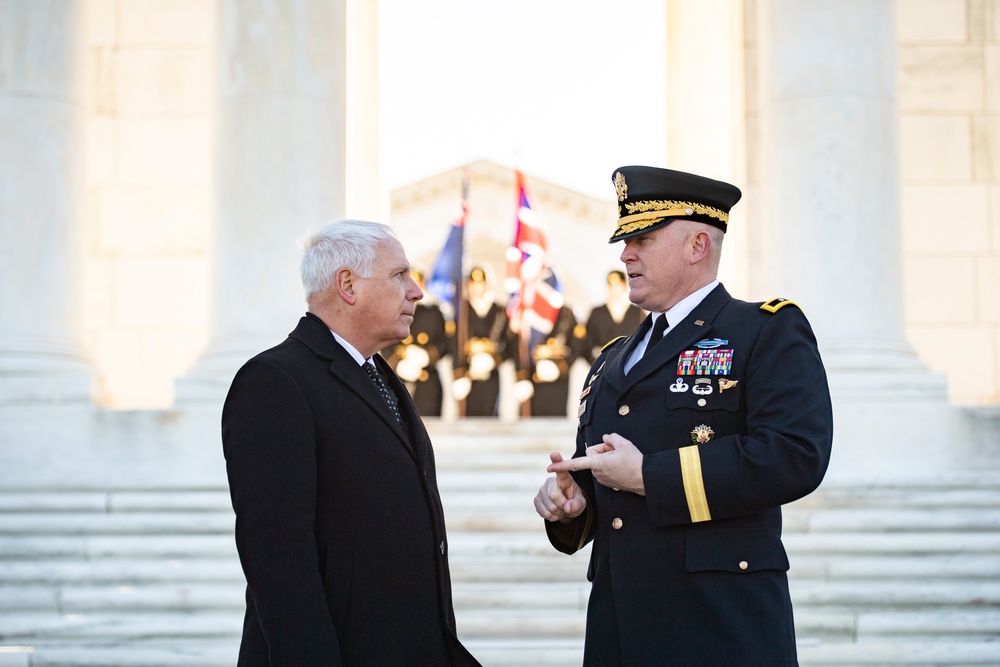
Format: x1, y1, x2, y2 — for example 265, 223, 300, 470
613, 199, 729, 237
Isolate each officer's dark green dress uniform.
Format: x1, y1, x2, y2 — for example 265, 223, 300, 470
546, 166, 834, 666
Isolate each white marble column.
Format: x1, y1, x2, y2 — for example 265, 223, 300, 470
755, 0, 956, 474
665, 0, 748, 292
345, 0, 383, 220
0, 0, 92, 404
179, 0, 348, 401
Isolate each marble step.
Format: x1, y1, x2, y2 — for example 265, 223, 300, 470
3, 529, 999, 563
0, 531, 1000, 581
4, 550, 995, 588
3, 639, 1000, 667
3, 580, 997, 618
0, 480, 1000, 515
2, 606, 995, 645
0, 575, 1000, 620
0, 506, 997, 539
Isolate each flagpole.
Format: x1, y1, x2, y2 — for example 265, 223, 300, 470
456, 167, 470, 418
515, 171, 532, 419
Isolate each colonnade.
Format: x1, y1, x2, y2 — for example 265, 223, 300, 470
0, 1, 956, 470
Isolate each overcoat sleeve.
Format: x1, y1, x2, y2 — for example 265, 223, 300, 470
222, 358, 342, 663
642, 305, 833, 526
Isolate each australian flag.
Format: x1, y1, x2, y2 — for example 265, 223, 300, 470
427, 173, 468, 322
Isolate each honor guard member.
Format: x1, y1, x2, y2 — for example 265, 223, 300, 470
533, 166, 834, 665
451, 266, 511, 417
381, 269, 450, 416
512, 304, 587, 417
583, 270, 645, 364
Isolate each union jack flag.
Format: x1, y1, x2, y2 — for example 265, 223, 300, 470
505, 171, 563, 350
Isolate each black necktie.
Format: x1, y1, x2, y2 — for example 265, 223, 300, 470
645, 315, 669, 356
363, 361, 405, 429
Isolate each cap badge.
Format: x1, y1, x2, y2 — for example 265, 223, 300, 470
613, 171, 628, 202
691, 424, 715, 444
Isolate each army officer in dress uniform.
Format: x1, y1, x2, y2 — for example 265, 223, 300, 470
381, 269, 450, 416
533, 166, 834, 665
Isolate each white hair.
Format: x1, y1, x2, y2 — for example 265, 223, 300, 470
300, 219, 397, 301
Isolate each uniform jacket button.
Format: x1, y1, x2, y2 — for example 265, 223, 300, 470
739, 560, 748, 570
612, 517, 623, 530
618, 405, 630, 416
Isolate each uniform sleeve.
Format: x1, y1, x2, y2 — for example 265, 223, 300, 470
544, 358, 601, 554
643, 307, 834, 527
222, 359, 342, 663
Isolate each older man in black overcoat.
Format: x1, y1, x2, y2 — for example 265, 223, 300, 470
534, 166, 834, 665
223, 220, 481, 666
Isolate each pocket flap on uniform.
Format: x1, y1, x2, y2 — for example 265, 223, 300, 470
684, 527, 789, 573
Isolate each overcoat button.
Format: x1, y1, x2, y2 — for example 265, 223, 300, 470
612, 518, 623, 530
739, 560, 748, 570
618, 405, 630, 416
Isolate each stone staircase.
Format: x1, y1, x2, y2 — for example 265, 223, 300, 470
1, 419, 999, 666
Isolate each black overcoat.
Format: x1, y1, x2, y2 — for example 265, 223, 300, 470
547, 284, 833, 666
223, 313, 480, 666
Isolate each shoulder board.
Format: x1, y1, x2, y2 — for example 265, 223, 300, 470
760, 297, 800, 313
601, 335, 627, 352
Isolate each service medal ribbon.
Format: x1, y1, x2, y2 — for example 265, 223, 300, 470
677, 349, 734, 376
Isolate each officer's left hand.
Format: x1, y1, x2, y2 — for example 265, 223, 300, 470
547, 433, 645, 496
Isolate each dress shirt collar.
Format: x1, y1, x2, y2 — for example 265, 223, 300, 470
328, 329, 372, 366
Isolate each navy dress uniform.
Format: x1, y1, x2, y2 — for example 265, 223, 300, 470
381, 301, 450, 417
545, 166, 834, 665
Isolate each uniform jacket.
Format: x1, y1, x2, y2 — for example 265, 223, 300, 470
513, 305, 586, 417
223, 313, 480, 666
453, 301, 510, 416
381, 302, 450, 416
547, 284, 833, 666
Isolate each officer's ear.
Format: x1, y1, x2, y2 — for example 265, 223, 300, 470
689, 229, 712, 265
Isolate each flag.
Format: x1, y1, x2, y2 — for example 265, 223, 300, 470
427, 171, 468, 322
505, 171, 563, 351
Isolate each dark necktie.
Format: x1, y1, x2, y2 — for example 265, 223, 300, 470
645, 314, 669, 356
363, 361, 405, 429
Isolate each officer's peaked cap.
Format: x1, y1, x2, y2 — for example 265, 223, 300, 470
608, 165, 742, 242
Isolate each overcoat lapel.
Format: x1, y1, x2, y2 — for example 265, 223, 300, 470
290, 314, 417, 460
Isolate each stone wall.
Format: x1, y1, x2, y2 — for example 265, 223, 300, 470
897, 0, 1000, 404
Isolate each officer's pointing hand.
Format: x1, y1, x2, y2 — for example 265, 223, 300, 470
547, 433, 645, 496
534, 452, 587, 523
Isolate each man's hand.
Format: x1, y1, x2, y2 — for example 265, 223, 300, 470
547, 433, 645, 495
534, 452, 587, 523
